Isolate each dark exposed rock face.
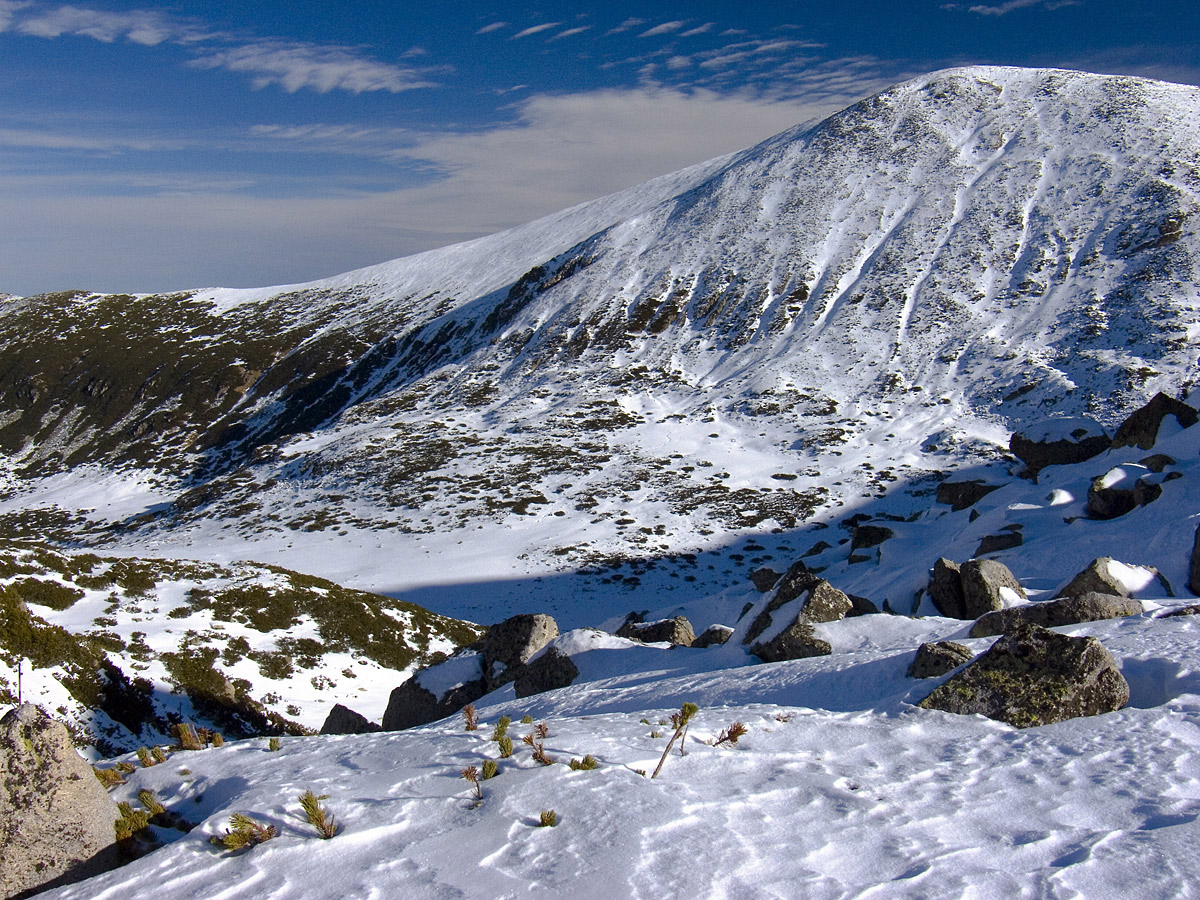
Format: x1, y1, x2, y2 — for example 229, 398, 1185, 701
692, 624, 735, 647
381, 665, 484, 732
928, 558, 967, 619
513, 647, 580, 698
908, 641, 974, 679
1190, 527, 1200, 596
750, 620, 832, 663
1009, 418, 1111, 475
936, 480, 1002, 511
975, 531, 1023, 556
846, 594, 880, 617
1110, 392, 1199, 450
749, 568, 782, 593
918, 623, 1129, 728
1, 705, 120, 900
851, 525, 894, 550
960, 559, 1025, 618
480, 614, 559, 688
1087, 463, 1160, 519
320, 704, 381, 735
970, 592, 1144, 638
616, 616, 695, 646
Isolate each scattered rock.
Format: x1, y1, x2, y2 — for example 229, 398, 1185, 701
908, 641, 974, 679
320, 704, 381, 735
918, 622, 1130, 728
803, 581, 854, 623
1139, 453, 1176, 473
616, 616, 695, 647
970, 592, 1144, 637
692, 624, 735, 648
975, 531, 1023, 556
851, 525, 894, 550
1009, 417, 1111, 475
742, 561, 851, 645
1, 705, 120, 899
1111, 392, 1199, 450
1055, 557, 1158, 600
749, 568, 782, 592
928, 558, 967, 619
846, 594, 880, 617
801, 541, 832, 558
513, 647, 580, 698
960, 559, 1025, 618
1191, 526, 1200, 596
750, 619, 832, 663
381, 662, 484, 732
480, 614, 559, 688
936, 480, 1002, 511
1160, 604, 1200, 618
1087, 463, 1158, 519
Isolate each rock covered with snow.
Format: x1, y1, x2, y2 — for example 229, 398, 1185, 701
1087, 463, 1162, 519
1054, 557, 1162, 600
1, 705, 120, 899
615, 615, 695, 647
1009, 417, 1111, 475
919, 622, 1129, 727
930, 558, 1025, 620
1110, 392, 1199, 450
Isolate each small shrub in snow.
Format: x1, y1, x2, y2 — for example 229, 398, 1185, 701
569, 755, 599, 771
209, 813, 277, 851
652, 702, 698, 779
538, 810, 557, 828
481, 759, 499, 780
136, 746, 155, 768
461, 766, 483, 800
520, 715, 533, 724
711, 722, 748, 747
211, 732, 224, 748
173, 722, 204, 751
463, 704, 479, 731
137, 789, 165, 816
299, 789, 339, 838
114, 802, 150, 842
491, 716, 511, 741
534, 722, 549, 739
93, 765, 125, 789
530, 741, 554, 766
498, 736, 514, 758
151, 746, 167, 764
115, 761, 136, 774
268, 737, 281, 751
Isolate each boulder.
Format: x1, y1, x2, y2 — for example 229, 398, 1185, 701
1191, 526, 1200, 596
851, 525, 894, 550
803, 581, 854, 622
750, 619, 832, 663
749, 568, 782, 593
381, 652, 487, 731
936, 480, 1001, 511
743, 564, 851, 646
918, 622, 1130, 727
692, 624, 735, 648
1055, 557, 1158, 600
1, 705, 120, 899
846, 594, 880, 617
975, 531, 1023, 556
513, 647, 580, 698
1110, 392, 1199, 450
970, 592, 1144, 637
480, 614, 559, 688
772, 560, 821, 604
928, 558, 967, 619
320, 704, 381, 735
1161, 604, 1200, 618
616, 615, 695, 646
1009, 417, 1111, 475
908, 641, 974, 679
1087, 463, 1158, 519
960, 559, 1025, 618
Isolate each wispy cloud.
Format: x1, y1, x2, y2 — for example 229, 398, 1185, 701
511, 22, 560, 39
640, 21, 686, 38
0, 1, 31, 32
550, 26, 591, 41
606, 17, 646, 35
16, 5, 204, 45
965, 0, 1081, 14
680, 23, 714, 37
189, 42, 440, 93
0, 125, 182, 152
475, 21, 507, 35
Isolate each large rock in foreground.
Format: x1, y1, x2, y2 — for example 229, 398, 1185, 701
1, 705, 120, 899
969, 592, 1144, 638
918, 623, 1129, 728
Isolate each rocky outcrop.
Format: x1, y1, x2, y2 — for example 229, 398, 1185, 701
975, 530, 1023, 556
1009, 417, 1111, 475
960, 559, 1025, 618
750, 620, 833, 663
928, 558, 967, 619
936, 480, 1001, 511
480, 614, 559, 688
1087, 463, 1162, 519
749, 568, 782, 592
1054, 557, 1157, 600
320, 704, 381, 735
1, 705, 120, 900
969, 592, 1143, 638
514, 647, 580, 698
1190, 527, 1200, 596
908, 641, 974, 679
739, 560, 851, 663
381, 662, 484, 732
918, 623, 1129, 728
692, 624, 735, 647
1110, 392, 1198, 450
616, 616, 695, 646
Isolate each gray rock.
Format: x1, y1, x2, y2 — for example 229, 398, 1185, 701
481, 614, 559, 688
772, 560, 821, 604
513, 647, 580, 698
970, 592, 1144, 637
918, 622, 1129, 727
960, 559, 1025, 618
616, 615, 695, 646
1055, 557, 1150, 600
1, 705, 120, 899
1009, 417, 1111, 475
743, 567, 851, 646
804, 581, 854, 623
846, 594, 880, 617
851, 524, 894, 550
750, 619, 832, 663
936, 480, 1001, 511
1139, 453, 1176, 473
692, 624, 735, 648
908, 641, 974, 679
381, 659, 486, 731
749, 568, 782, 593
1087, 463, 1157, 519
975, 531, 1023, 556
1161, 604, 1200, 618
320, 704, 381, 735
928, 558, 967, 619
1111, 392, 1199, 450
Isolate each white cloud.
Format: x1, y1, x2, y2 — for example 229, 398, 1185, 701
475, 22, 507, 35
550, 26, 590, 41
189, 42, 439, 94
967, 0, 1080, 14
606, 17, 646, 35
680, 23, 714, 37
511, 22, 560, 39
16, 5, 196, 44
0, 1, 31, 32
640, 21, 686, 38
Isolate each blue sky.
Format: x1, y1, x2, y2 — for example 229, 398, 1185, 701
2, 0, 1198, 294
